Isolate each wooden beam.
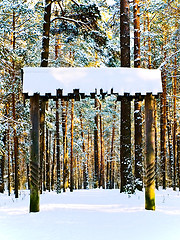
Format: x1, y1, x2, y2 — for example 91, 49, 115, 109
145, 93, 155, 210
30, 93, 40, 212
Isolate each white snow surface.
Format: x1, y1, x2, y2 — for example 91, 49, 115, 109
0, 188, 180, 240
22, 67, 162, 96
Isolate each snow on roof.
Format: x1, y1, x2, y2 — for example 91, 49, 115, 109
22, 67, 162, 96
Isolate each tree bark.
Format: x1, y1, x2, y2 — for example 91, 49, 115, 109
120, 0, 130, 67
40, 99, 46, 193
154, 99, 159, 189
94, 97, 100, 188
56, 98, 61, 193
120, 97, 134, 193
133, 0, 140, 68
70, 99, 74, 192
134, 99, 143, 191
12, 93, 19, 198
145, 94, 155, 211
79, 109, 88, 189
177, 134, 180, 190
61, 100, 69, 192
30, 94, 40, 213
161, 70, 167, 189
41, 0, 52, 67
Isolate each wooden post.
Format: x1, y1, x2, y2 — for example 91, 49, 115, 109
30, 93, 40, 213
160, 94, 167, 189
56, 97, 61, 193
145, 94, 155, 211
120, 96, 134, 193
134, 99, 143, 191
154, 99, 159, 190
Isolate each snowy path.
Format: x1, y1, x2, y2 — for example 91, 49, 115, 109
0, 189, 180, 240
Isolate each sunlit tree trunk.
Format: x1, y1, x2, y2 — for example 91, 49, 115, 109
173, 31, 177, 190
61, 100, 69, 192
12, 93, 19, 198
40, 99, 46, 193
51, 134, 56, 191
94, 97, 100, 188
99, 101, 105, 189
133, 0, 140, 68
79, 109, 88, 189
109, 103, 116, 189
70, 99, 74, 192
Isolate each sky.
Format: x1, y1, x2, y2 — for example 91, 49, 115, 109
23, 67, 162, 96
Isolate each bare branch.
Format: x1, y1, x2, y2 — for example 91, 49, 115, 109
51, 16, 91, 30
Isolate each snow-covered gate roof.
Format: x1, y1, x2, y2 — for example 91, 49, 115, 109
22, 67, 162, 98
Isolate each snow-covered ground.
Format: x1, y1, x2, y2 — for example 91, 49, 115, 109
0, 188, 180, 240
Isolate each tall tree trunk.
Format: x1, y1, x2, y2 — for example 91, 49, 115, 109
147, 10, 151, 69
160, 93, 167, 189
173, 35, 177, 190
46, 102, 50, 191
177, 134, 180, 190
6, 103, 11, 195
12, 93, 19, 198
94, 97, 100, 188
110, 103, 116, 189
99, 101, 105, 189
61, 100, 69, 192
0, 136, 5, 193
120, 0, 130, 67
40, 99, 46, 193
79, 110, 88, 189
133, 0, 140, 68
70, 99, 74, 192
41, 0, 52, 67
51, 134, 56, 191
166, 102, 173, 186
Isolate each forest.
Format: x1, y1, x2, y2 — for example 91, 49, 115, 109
0, 0, 180, 214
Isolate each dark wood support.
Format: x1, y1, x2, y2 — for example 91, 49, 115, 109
30, 93, 40, 212
120, 97, 134, 193
56, 97, 61, 194
134, 99, 143, 191
145, 94, 155, 210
